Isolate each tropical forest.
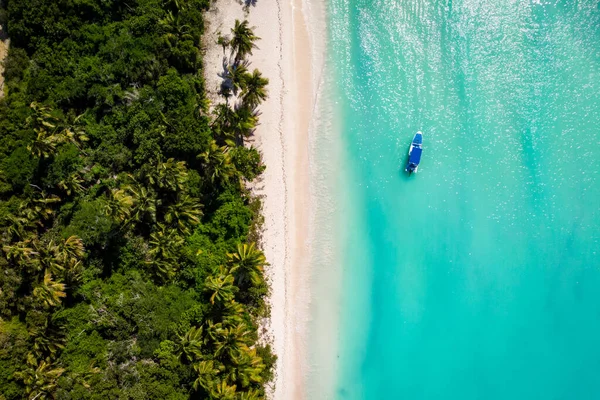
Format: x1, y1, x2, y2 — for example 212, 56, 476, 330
0, 0, 274, 398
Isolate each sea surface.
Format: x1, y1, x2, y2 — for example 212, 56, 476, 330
314, 0, 600, 398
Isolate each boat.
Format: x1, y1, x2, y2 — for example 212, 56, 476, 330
405, 131, 423, 175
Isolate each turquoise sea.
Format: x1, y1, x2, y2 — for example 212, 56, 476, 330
320, 0, 600, 398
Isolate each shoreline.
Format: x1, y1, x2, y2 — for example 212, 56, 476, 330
203, 0, 326, 398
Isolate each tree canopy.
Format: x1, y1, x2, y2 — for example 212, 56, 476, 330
0, 1, 273, 398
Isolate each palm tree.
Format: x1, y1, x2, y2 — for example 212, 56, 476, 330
3, 240, 36, 265
227, 62, 249, 95
193, 360, 221, 392
28, 317, 66, 360
58, 236, 85, 266
3, 214, 33, 242
21, 194, 61, 225
14, 357, 65, 400
152, 260, 178, 281
61, 126, 88, 149
222, 300, 245, 327
228, 243, 267, 287
105, 188, 134, 222
58, 173, 84, 196
212, 104, 236, 141
147, 158, 189, 192
164, 194, 203, 235
238, 389, 262, 400
33, 271, 67, 308
241, 69, 269, 108
35, 240, 63, 275
149, 224, 184, 261
217, 34, 230, 55
227, 348, 265, 388
159, 10, 192, 49
28, 128, 62, 159
199, 140, 235, 184
27, 102, 59, 131
126, 185, 157, 225
174, 326, 204, 362
212, 323, 253, 361
230, 20, 260, 62
26, 102, 88, 159
230, 106, 258, 144
209, 380, 238, 400
26, 102, 60, 159
204, 273, 237, 305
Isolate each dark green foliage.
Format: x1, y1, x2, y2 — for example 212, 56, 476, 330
0, 0, 274, 398
2, 47, 29, 83
0, 318, 29, 399
62, 198, 114, 247
0, 146, 38, 191
230, 145, 265, 181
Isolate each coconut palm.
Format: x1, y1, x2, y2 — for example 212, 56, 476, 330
105, 188, 134, 222
3, 214, 33, 242
212, 104, 236, 141
28, 317, 66, 360
59, 236, 85, 265
61, 126, 88, 149
164, 194, 203, 235
204, 272, 237, 305
55, 235, 85, 283
209, 380, 238, 400
227, 62, 249, 95
230, 106, 258, 143
230, 20, 260, 62
58, 173, 85, 196
174, 326, 204, 362
28, 128, 63, 159
228, 243, 267, 287
193, 360, 221, 392
147, 158, 189, 192
33, 271, 67, 308
238, 389, 262, 400
147, 224, 183, 280
217, 34, 230, 55
26, 103, 60, 158
14, 357, 65, 400
159, 10, 192, 49
127, 185, 157, 225
149, 224, 184, 261
34, 240, 63, 275
212, 323, 253, 361
151, 260, 178, 281
20, 194, 61, 225
222, 300, 245, 327
199, 140, 236, 184
241, 69, 269, 108
26, 102, 88, 158
27, 102, 59, 131
3, 240, 36, 265
228, 348, 265, 388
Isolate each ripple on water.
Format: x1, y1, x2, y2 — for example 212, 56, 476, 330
326, 0, 600, 399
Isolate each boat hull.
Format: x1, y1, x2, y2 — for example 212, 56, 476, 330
405, 131, 423, 174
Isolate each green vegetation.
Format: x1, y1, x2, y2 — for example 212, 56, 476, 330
0, 0, 272, 398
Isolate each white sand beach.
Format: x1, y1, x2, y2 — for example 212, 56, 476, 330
203, 0, 327, 398
0, 20, 9, 97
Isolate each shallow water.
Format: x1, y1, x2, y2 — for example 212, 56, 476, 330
324, 0, 600, 398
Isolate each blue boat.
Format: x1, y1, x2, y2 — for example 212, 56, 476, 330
405, 131, 423, 175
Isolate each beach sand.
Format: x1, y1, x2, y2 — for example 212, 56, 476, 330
0, 16, 9, 98
203, 0, 327, 398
